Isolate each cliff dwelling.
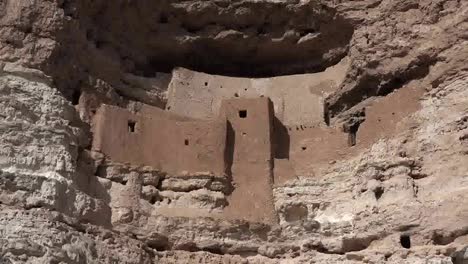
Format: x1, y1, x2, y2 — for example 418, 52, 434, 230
2, 1, 467, 262
88, 57, 425, 224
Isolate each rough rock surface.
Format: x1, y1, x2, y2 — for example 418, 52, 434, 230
0, 0, 467, 263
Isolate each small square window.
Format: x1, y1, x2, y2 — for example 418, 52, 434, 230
184, 139, 189, 146
128, 121, 136, 133
159, 14, 168, 24
239, 110, 247, 118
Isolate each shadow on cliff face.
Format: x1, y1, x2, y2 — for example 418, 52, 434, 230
75, 1, 354, 77
326, 55, 437, 117
46, 0, 354, 101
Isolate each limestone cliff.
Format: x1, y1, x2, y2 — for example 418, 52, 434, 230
0, 0, 467, 263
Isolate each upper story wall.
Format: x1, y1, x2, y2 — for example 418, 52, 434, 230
165, 57, 349, 127
219, 97, 278, 223
92, 104, 226, 177
220, 97, 274, 164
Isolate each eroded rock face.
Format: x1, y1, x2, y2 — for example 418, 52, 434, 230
0, 0, 467, 263
66, 0, 353, 77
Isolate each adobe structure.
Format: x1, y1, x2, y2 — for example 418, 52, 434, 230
92, 105, 226, 177
91, 61, 423, 223
164, 65, 354, 177
166, 58, 350, 127
93, 97, 279, 223
88, 62, 352, 223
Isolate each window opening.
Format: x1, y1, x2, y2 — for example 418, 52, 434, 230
128, 121, 136, 133
239, 110, 247, 118
71, 89, 81, 105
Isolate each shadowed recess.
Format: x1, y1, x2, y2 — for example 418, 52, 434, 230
62, 0, 354, 77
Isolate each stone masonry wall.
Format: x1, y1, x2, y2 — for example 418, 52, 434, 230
92, 104, 226, 177
166, 57, 348, 127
